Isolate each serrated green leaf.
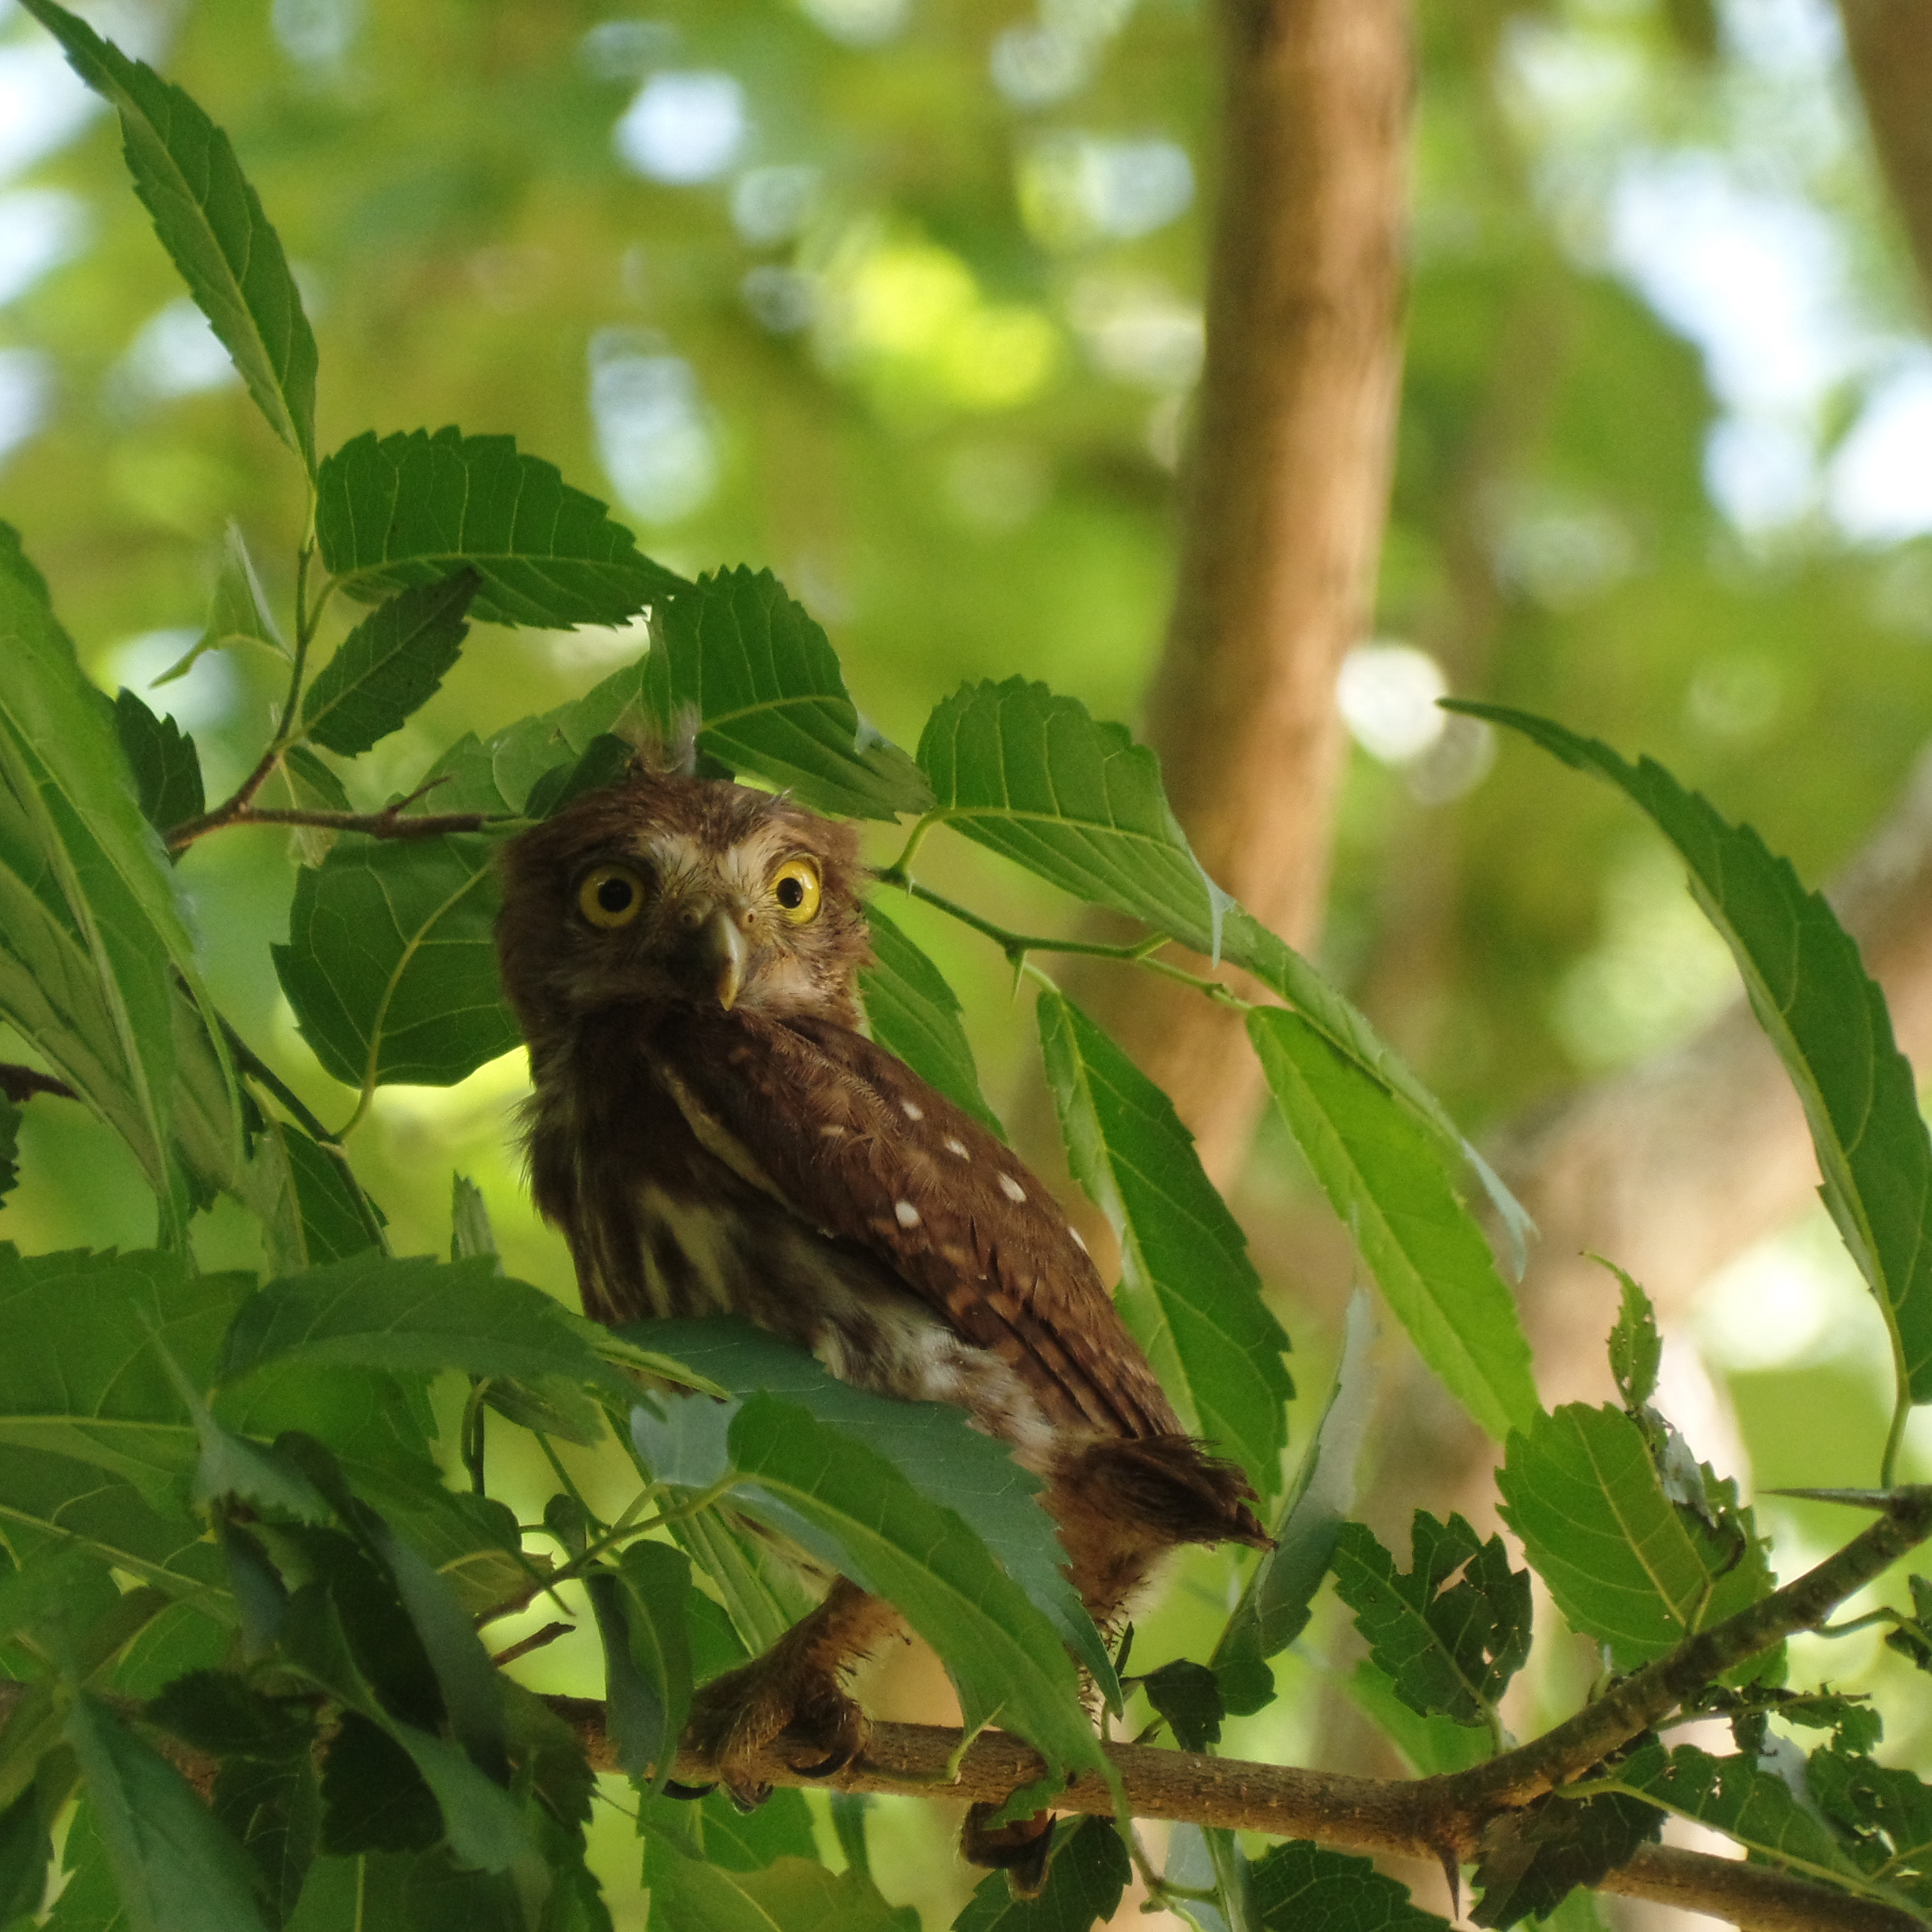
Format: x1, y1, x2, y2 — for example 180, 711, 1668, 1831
1141, 1660, 1225, 1753
0, 1248, 252, 1500
951, 1814, 1129, 1931
1332, 1513, 1531, 1728
1598, 1259, 1661, 1411
165, 522, 287, 684
41, 1797, 123, 1932
16, 1, 316, 473
300, 572, 479, 757
1217, 1290, 1376, 1671
858, 902, 1004, 1136
585, 1540, 692, 1794
1602, 1744, 1883, 1897
642, 1845, 918, 1932
0, 1092, 18, 1205
65, 1693, 272, 1932
635, 1783, 816, 1873
1248, 1008, 1537, 1442
0, 1760, 65, 1924
1471, 1785, 1660, 1929
272, 831, 519, 1093
317, 427, 682, 628
630, 1317, 1118, 1707
216, 1253, 634, 1403
669, 1504, 817, 1658
1036, 986, 1290, 1496
214, 1751, 320, 1923
254, 1117, 382, 1272
917, 679, 1228, 951
643, 567, 931, 819
0, 525, 239, 1238
1809, 1744, 1932, 1905
108, 692, 203, 840
1220, 907, 1536, 1278
1496, 1404, 1773, 1669
720, 1392, 1111, 1797
1250, 1839, 1450, 1931
1461, 702, 1932, 1410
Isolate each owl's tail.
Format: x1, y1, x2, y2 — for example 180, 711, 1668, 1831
1067, 1434, 1273, 1551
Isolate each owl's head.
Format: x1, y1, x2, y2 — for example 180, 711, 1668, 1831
494, 770, 870, 1051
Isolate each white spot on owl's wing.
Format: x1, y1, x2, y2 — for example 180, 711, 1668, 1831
943, 1137, 969, 1160
997, 1173, 1026, 1203
901, 1098, 924, 1120
894, 1199, 922, 1229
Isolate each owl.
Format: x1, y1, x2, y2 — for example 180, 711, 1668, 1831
495, 763, 1267, 1887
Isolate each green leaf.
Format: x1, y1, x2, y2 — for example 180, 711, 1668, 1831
164, 521, 287, 683
317, 427, 682, 628
626, 1319, 1118, 1707
1458, 702, 1932, 1407
951, 1815, 1129, 1930
0, 1092, 18, 1205
1605, 1744, 1881, 1897
0, 1760, 65, 1923
42, 1798, 127, 1932
1332, 1513, 1531, 1728
643, 1846, 918, 1932
1248, 1008, 1538, 1443
253, 746, 350, 868
0, 1248, 253, 1499
1036, 986, 1291, 1497
1141, 1660, 1226, 1754
669, 1504, 817, 1658
1809, 1744, 1932, 1906
255, 1118, 383, 1271
214, 1751, 321, 1923
643, 567, 931, 819
1337, 1661, 1492, 1779
0, 525, 238, 1238
917, 679, 1229, 952
65, 1693, 272, 1932
1496, 1405, 1773, 1670
1600, 1260, 1661, 1411
585, 1540, 693, 1794
1217, 1290, 1376, 1671
299, 572, 480, 757
1219, 906, 1536, 1278
145, 1671, 314, 1761
858, 903, 1004, 1136
635, 1783, 815, 1872
1471, 1787, 1661, 1930
15, 0, 316, 472
1248, 1840, 1450, 1930
718, 1392, 1111, 1796
217, 1253, 634, 1402
109, 692, 203, 840
272, 832, 519, 1093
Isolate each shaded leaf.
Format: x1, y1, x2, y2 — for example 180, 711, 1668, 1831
1471, 1787, 1660, 1929
0, 1763, 64, 1923
254, 1117, 381, 1271
1459, 703, 1932, 1405
1141, 1660, 1224, 1753
16, 0, 316, 471
300, 572, 479, 757
1337, 1661, 1491, 1779
1497, 1405, 1772, 1671
272, 832, 519, 1093
1217, 1289, 1376, 1670
1249, 1008, 1537, 1442
214, 1751, 320, 1923
634, 1783, 816, 1873
951, 1815, 1129, 1931
858, 901, 1004, 1136
1250, 1839, 1450, 1930
1809, 1744, 1932, 1906
0, 1092, 17, 1205
145, 1672, 313, 1761
65, 1693, 270, 1932
317, 1713, 440, 1856
585, 1540, 692, 1794
1038, 986, 1291, 1497
109, 692, 202, 840
252, 745, 350, 868
917, 679, 1228, 952
644, 567, 931, 819
1332, 1512, 1531, 1728
626, 1319, 1117, 1706
317, 427, 682, 628
642, 1845, 918, 1932
166, 521, 286, 683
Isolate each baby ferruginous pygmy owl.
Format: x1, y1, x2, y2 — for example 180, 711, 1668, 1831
494, 759, 1268, 1888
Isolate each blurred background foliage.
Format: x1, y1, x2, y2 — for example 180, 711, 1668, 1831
3, 0, 1932, 1921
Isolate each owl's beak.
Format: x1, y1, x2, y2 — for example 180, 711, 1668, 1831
699, 907, 750, 1011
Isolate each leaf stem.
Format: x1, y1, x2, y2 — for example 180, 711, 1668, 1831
1879, 1389, 1909, 1491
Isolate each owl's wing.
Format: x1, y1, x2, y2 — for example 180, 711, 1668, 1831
647, 1006, 1180, 1442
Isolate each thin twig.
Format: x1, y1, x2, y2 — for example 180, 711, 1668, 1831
166, 804, 503, 853
0, 1064, 77, 1104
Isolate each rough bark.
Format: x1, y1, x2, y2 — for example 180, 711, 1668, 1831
1065, 0, 1411, 1186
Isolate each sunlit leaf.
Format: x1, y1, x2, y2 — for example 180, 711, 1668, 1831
317, 427, 682, 628
1037, 986, 1291, 1496
1249, 1008, 1537, 1442
16, 0, 317, 472
918, 679, 1228, 952
644, 567, 931, 819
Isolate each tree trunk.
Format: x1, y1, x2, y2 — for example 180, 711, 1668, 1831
1066, 0, 1411, 1186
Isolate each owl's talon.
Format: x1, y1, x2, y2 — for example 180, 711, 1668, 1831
681, 1643, 870, 1807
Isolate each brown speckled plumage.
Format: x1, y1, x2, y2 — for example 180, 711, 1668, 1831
495, 765, 1265, 1886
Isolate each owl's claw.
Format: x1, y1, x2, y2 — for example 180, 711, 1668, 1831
681, 1649, 869, 1810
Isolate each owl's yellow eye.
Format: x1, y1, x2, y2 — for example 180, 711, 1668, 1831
577, 864, 645, 929
771, 857, 822, 925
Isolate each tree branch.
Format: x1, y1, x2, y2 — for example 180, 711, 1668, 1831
165, 803, 501, 852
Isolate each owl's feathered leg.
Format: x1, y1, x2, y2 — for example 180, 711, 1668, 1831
681, 1577, 898, 1809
